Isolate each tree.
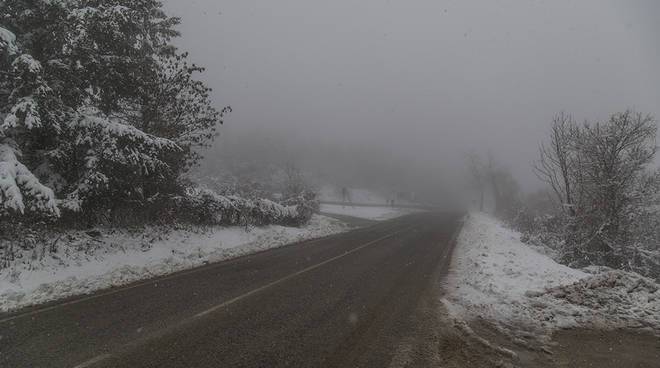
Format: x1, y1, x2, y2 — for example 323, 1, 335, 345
135, 52, 231, 185
534, 112, 580, 216
0, 1, 225, 218
0, 26, 59, 216
578, 110, 656, 265
535, 110, 658, 268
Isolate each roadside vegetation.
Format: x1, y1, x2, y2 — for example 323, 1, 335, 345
459, 118, 660, 363
467, 110, 660, 281
0, 1, 318, 268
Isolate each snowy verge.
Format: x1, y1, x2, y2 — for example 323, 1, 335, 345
319, 203, 416, 221
443, 213, 660, 341
0, 215, 348, 313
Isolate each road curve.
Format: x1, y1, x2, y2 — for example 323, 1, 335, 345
0, 212, 462, 368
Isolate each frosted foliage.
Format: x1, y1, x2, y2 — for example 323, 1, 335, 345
0, 143, 59, 215
0, 26, 18, 55
74, 107, 177, 150
12, 54, 42, 74
3, 97, 41, 130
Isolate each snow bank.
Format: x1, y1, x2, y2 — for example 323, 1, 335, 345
444, 212, 660, 337
319, 203, 414, 221
531, 269, 660, 331
444, 213, 587, 329
0, 215, 347, 312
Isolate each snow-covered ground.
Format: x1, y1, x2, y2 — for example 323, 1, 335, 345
444, 213, 660, 341
318, 185, 417, 206
318, 186, 390, 204
0, 215, 348, 313
319, 203, 415, 221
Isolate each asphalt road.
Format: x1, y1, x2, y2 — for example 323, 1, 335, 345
0, 212, 462, 368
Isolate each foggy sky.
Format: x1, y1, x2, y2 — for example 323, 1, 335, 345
163, 0, 660, 192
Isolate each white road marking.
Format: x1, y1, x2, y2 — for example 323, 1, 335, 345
194, 227, 412, 318
71, 353, 112, 368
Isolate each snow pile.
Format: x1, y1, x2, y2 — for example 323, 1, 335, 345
445, 213, 660, 338
0, 215, 348, 312
444, 212, 587, 330
319, 203, 414, 221
530, 269, 660, 331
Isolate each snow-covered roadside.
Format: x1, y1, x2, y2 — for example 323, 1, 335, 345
318, 186, 390, 204
319, 203, 415, 220
0, 215, 348, 313
443, 213, 660, 342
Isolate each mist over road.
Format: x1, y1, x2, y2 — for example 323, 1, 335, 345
1, 213, 461, 368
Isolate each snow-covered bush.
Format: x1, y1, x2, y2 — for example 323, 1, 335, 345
173, 187, 317, 228
531, 110, 660, 280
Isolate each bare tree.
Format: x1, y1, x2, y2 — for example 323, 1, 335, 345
535, 109, 658, 269
534, 112, 579, 216
578, 110, 657, 261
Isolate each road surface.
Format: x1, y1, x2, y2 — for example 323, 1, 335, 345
0, 212, 462, 368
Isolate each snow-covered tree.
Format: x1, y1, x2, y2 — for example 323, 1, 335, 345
535, 110, 658, 272
0, 25, 59, 216
0, 1, 224, 217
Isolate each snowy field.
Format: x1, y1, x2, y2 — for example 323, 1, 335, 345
319, 203, 415, 221
0, 215, 348, 313
444, 213, 660, 341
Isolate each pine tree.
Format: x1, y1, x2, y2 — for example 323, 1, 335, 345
0, 25, 59, 216
0, 1, 225, 218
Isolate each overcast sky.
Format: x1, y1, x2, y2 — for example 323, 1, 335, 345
164, 0, 660, 191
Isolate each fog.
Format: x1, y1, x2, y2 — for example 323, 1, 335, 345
163, 0, 660, 199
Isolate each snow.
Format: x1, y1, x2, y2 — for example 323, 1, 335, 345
12, 54, 42, 74
319, 203, 414, 220
0, 143, 59, 215
444, 212, 660, 339
0, 215, 348, 312
319, 186, 391, 204
318, 185, 418, 205
74, 107, 178, 150
444, 213, 587, 329
3, 97, 42, 130
0, 26, 18, 55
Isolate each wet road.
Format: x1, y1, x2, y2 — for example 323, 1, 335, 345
0, 212, 461, 368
